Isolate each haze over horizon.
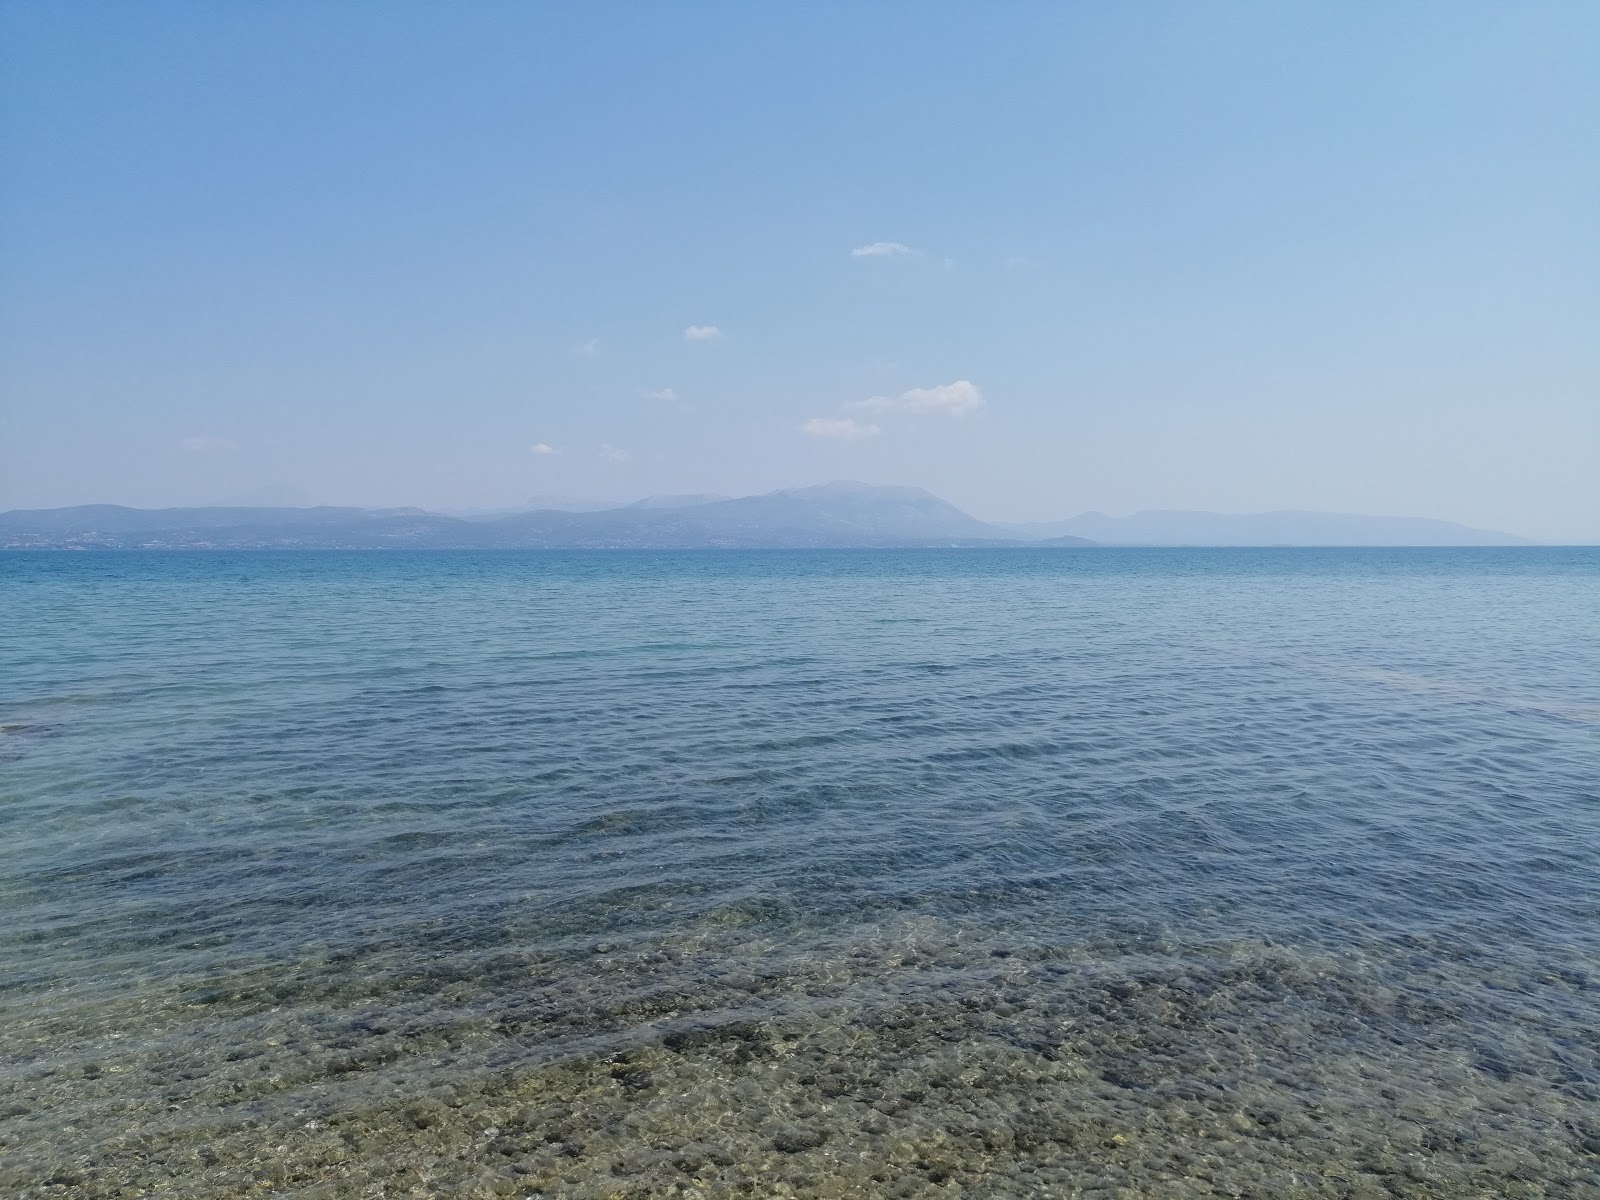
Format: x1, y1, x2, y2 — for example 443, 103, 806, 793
2, 3, 1597, 541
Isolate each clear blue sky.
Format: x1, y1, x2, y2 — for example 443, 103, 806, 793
2, 2, 1596, 539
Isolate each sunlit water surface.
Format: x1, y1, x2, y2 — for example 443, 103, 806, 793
2, 549, 1597, 1198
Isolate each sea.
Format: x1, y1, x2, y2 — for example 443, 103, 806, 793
1, 547, 1597, 1199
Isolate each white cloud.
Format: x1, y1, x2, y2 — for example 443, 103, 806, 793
683, 325, 723, 341
598, 443, 633, 462
179, 434, 235, 453
574, 337, 601, 357
850, 379, 985, 417
851, 241, 916, 258
530, 442, 560, 455
640, 387, 678, 402
800, 417, 881, 440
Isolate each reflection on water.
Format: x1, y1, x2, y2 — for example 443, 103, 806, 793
1, 548, 1597, 1197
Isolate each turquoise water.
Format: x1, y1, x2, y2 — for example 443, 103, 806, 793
2, 548, 1597, 1198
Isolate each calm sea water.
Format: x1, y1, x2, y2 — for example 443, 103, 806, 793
2, 548, 1597, 1199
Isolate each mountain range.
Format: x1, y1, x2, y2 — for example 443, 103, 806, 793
0, 483, 1536, 549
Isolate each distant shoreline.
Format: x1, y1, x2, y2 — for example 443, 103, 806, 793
0, 486, 1543, 549
5, 543, 1587, 553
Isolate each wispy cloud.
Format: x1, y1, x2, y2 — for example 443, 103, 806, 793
599, 443, 633, 462
179, 434, 235, 453
851, 241, 916, 258
574, 337, 601, 357
800, 417, 881, 440
640, 387, 678, 402
683, 325, 723, 342
530, 442, 560, 455
850, 380, 984, 417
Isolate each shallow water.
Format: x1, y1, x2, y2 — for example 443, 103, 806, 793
1, 548, 1597, 1198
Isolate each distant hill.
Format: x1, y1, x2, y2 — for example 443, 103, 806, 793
0, 484, 1088, 550
469, 483, 1031, 548
2, 493, 1537, 550
1011, 509, 1532, 547
0, 504, 434, 534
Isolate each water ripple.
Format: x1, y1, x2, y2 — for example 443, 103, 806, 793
1, 548, 1597, 1197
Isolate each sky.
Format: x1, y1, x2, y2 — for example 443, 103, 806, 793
1, 2, 1596, 540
